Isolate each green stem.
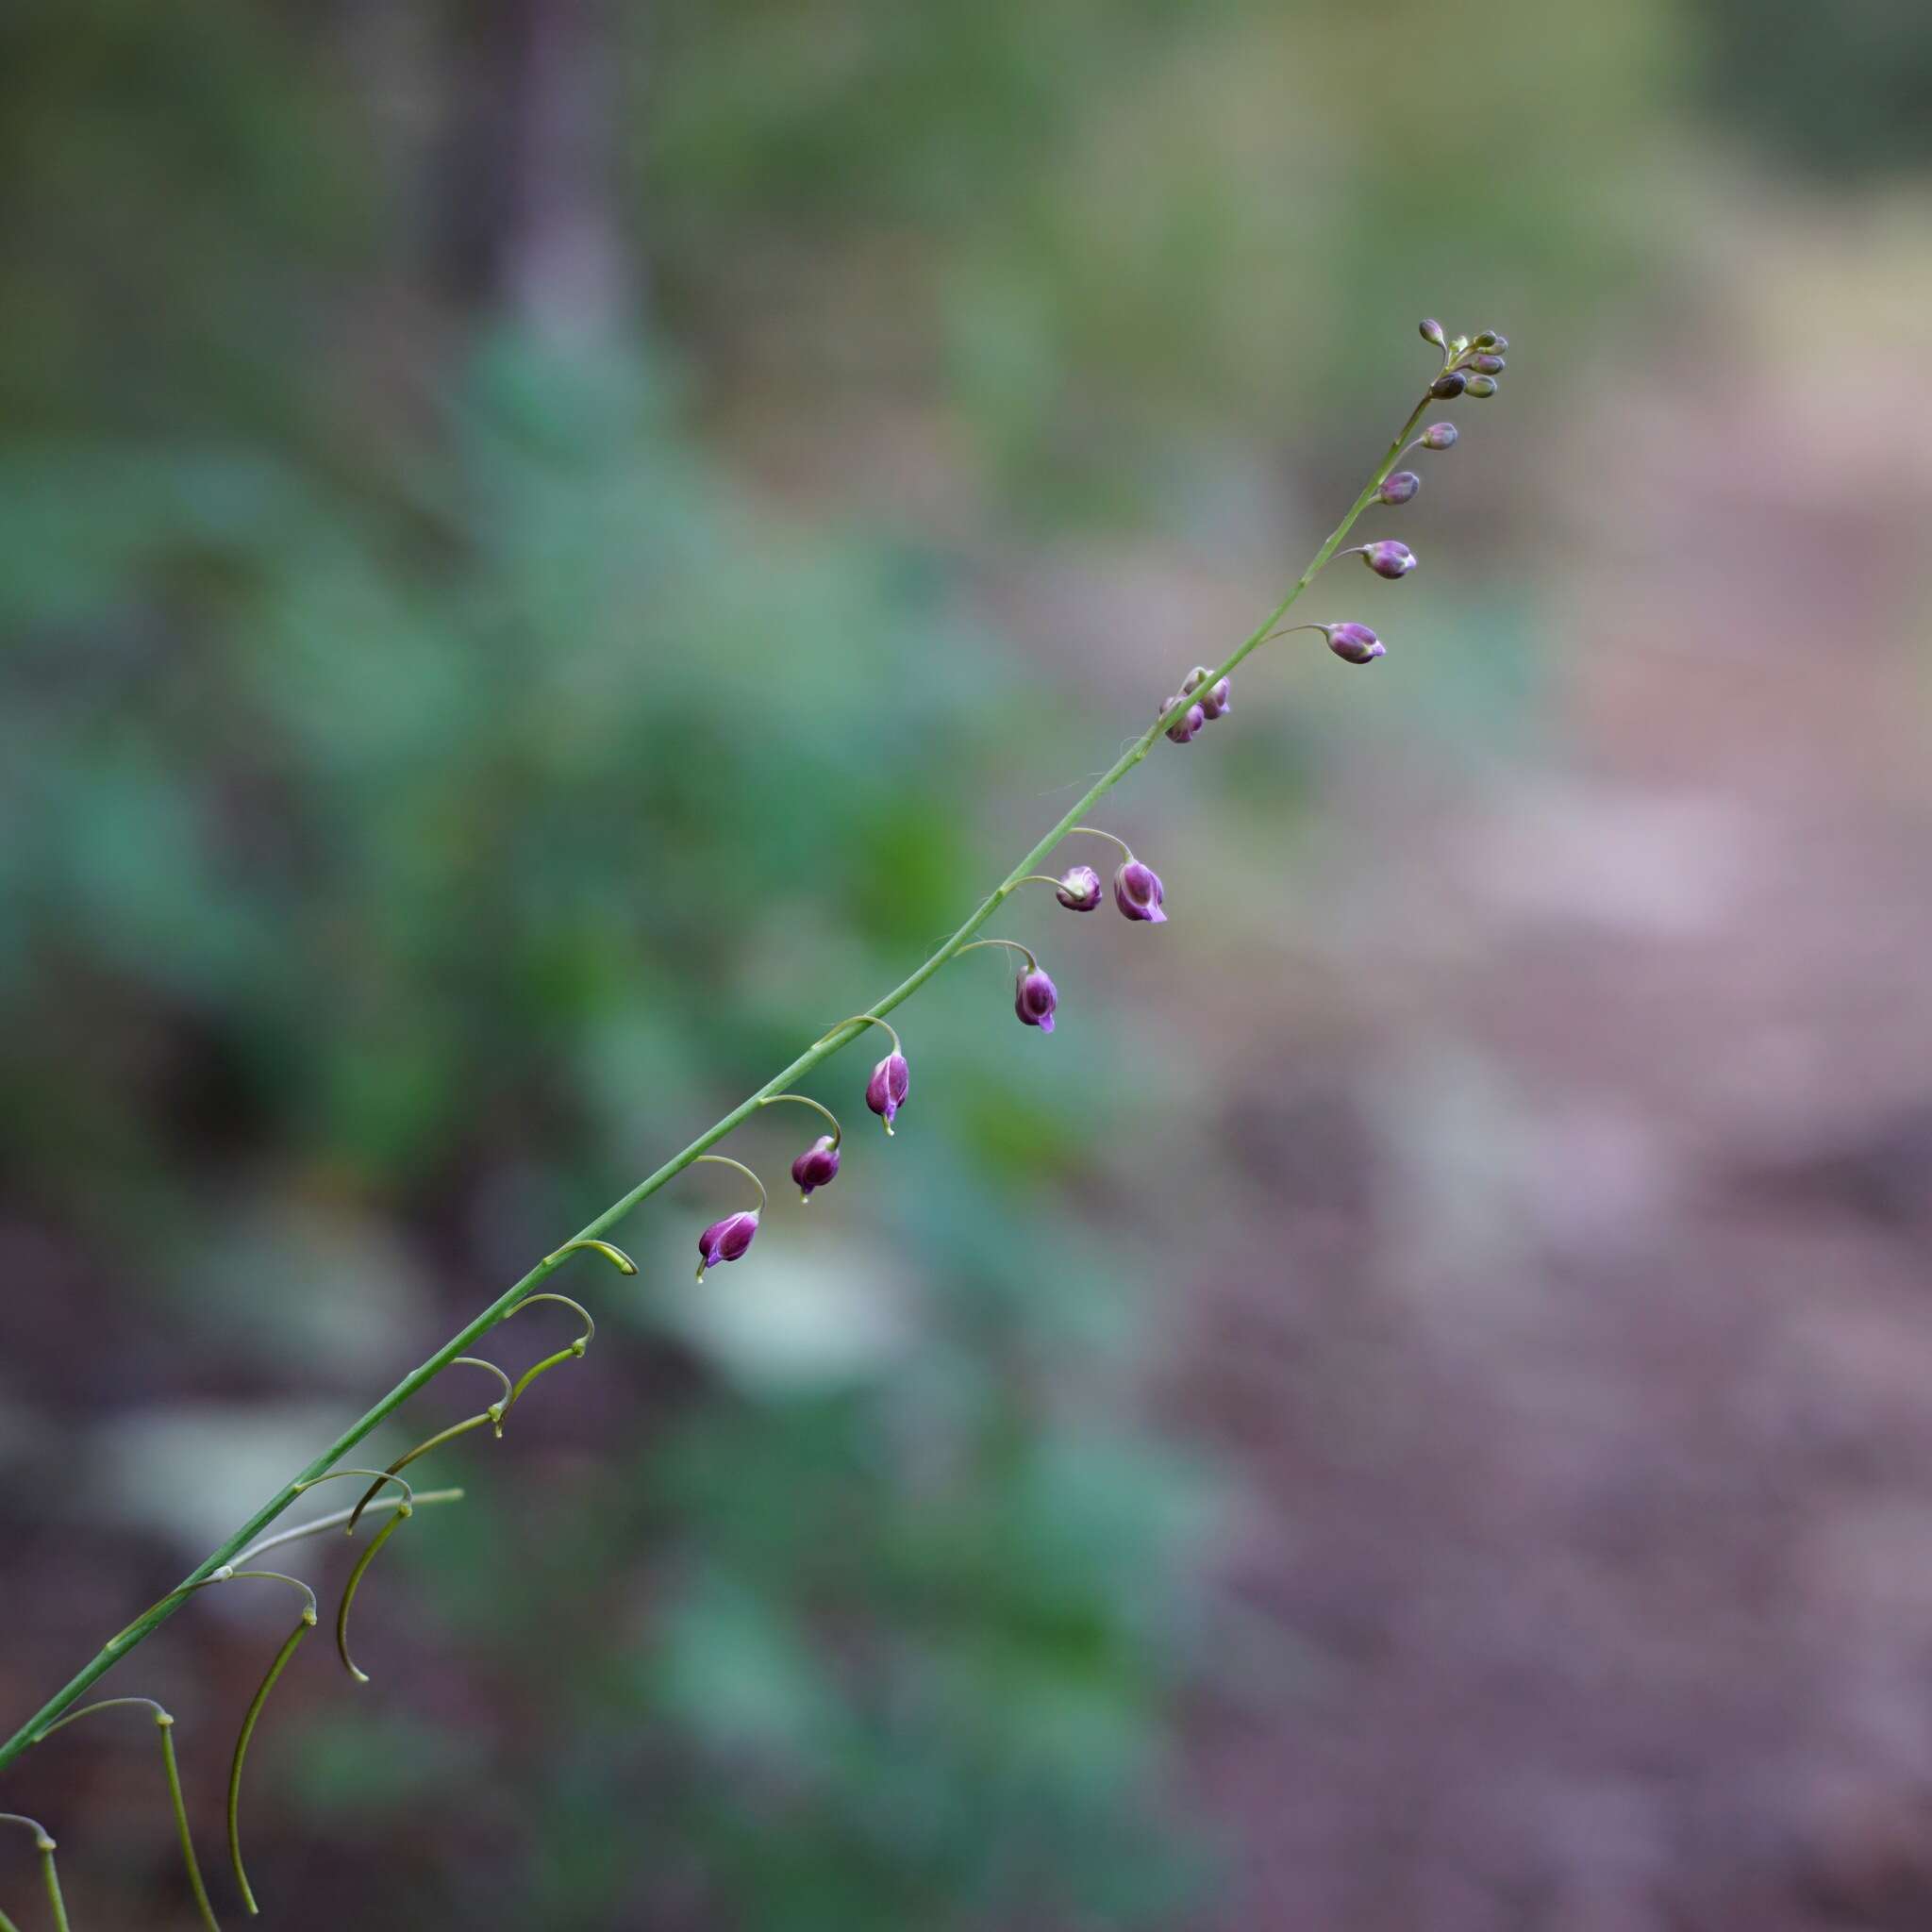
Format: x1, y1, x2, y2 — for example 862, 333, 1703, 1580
0, 1816, 67, 1932
0, 373, 1438, 1775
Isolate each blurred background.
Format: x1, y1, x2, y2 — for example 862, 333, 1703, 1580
3, 1, 1931, 1926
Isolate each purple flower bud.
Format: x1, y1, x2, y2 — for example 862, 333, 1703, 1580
1180, 665, 1211, 694
1420, 317, 1446, 345
696, 1208, 759, 1280
791, 1134, 841, 1200
866, 1051, 909, 1133
1114, 858, 1167, 924
1161, 695, 1207, 743
1014, 966, 1058, 1034
1470, 352, 1506, 375
1360, 540, 1416, 580
1378, 471, 1421, 506
1430, 372, 1467, 400
1055, 864, 1103, 911
1463, 374, 1498, 399
1198, 675, 1231, 720
1324, 623, 1385, 665
1420, 423, 1458, 450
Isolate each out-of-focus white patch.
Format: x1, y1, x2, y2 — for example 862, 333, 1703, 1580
658, 1244, 916, 1395
1469, 782, 1756, 936
88, 1404, 355, 1554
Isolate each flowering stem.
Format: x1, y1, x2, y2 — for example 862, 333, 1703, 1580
0, 366, 1445, 1775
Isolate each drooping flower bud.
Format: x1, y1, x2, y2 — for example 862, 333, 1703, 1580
1114, 858, 1167, 924
1473, 330, 1499, 348
696, 1209, 759, 1281
1419, 317, 1447, 345
1378, 471, 1420, 505
791, 1135, 841, 1200
1469, 352, 1506, 375
1161, 694, 1207, 743
1420, 423, 1458, 450
1463, 374, 1498, 399
1359, 540, 1416, 580
1198, 675, 1231, 720
1430, 371, 1467, 399
1055, 864, 1103, 911
1323, 622, 1385, 665
1014, 966, 1059, 1034
866, 1052, 910, 1134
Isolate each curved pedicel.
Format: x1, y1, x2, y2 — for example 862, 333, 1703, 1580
31, 1699, 220, 1931
172, 1570, 319, 1920
501, 1291, 597, 1415
0, 1812, 68, 1932
333, 1507, 410, 1687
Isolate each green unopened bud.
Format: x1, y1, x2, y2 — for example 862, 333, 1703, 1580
1463, 374, 1498, 398
1473, 330, 1500, 349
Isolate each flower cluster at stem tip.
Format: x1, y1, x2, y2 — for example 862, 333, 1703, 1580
687, 313, 1509, 1282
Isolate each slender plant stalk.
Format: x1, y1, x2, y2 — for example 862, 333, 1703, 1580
0, 375, 1439, 1776
227, 1616, 314, 1915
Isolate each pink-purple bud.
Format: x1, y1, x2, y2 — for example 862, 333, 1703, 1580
1055, 864, 1103, 911
1114, 858, 1167, 924
865, 1051, 909, 1134
1014, 966, 1058, 1034
696, 1209, 760, 1281
1470, 352, 1506, 375
1161, 695, 1207, 743
1420, 423, 1458, 450
1198, 675, 1231, 720
1420, 317, 1446, 345
1360, 540, 1416, 580
1324, 623, 1385, 665
1378, 471, 1420, 506
1463, 374, 1498, 398
791, 1135, 841, 1200
1429, 372, 1467, 400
